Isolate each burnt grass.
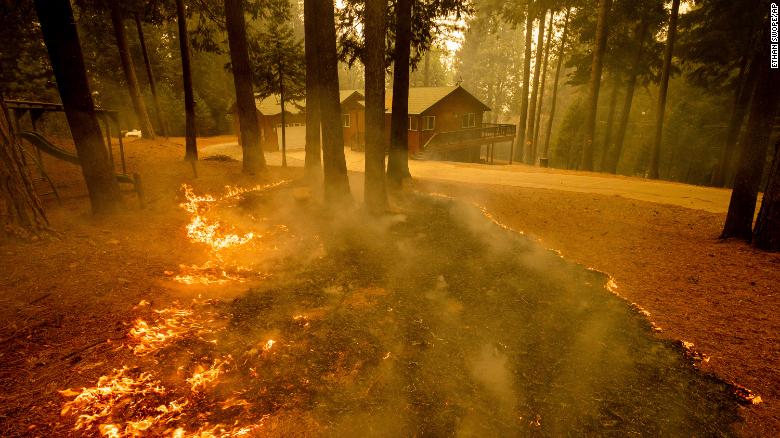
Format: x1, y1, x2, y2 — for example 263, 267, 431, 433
207, 192, 745, 437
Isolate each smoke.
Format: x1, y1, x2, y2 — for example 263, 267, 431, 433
57, 178, 742, 437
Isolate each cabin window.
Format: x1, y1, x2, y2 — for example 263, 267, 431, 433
408, 116, 418, 131
462, 113, 476, 128
422, 116, 436, 131
342, 114, 351, 128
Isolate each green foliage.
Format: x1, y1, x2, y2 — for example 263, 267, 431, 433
0, 2, 57, 100
410, 47, 450, 87
454, 7, 524, 121
552, 97, 585, 168
655, 79, 730, 183
565, 0, 666, 87
248, 22, 306, 100
677, 0, 767, 93
336, 0, 472, 68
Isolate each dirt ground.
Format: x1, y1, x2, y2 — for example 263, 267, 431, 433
0, 136, 778, 436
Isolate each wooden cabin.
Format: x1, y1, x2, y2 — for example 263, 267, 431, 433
340, 90, 365, 150
231, 86, 513, 161
369, 86, 512, 161
230, 96, 305, 151
230, 92, 363, 152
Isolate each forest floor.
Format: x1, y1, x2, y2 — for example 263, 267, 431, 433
0, 135, 777, 437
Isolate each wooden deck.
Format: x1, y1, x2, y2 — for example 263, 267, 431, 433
415, 123, 515, 161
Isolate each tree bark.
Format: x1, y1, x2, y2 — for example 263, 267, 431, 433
33, 0, 121, 214
604, 19, 648, 174
134, 14, 167, 138
581, 0, 611, 171
525, 9, 546, 164
753, 139, 780, 250
303, 0, 322, 179
176, 0, 197, 161
0, 101, 49, 239
542, 7, 570, 159
532, 10, 554, 154
711, 55, 758, 187
364, 0, 388, 213
109, 3, 156, 139
225, 0, 265, 174
423, 52, 431, 87
387, 0, 413, 186
280, 67, 287, 167
648, 0, 680, 179
312, 0, 350, 201
513, 1, 534, 163
721, 36, 780, 241
598, 73, 620, 171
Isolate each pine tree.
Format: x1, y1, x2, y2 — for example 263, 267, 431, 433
581, 0, 612, 171
225, 0, 266, 174
33, 0, 122, 214
0, 101, 49, 239
364, 0, 388, 212
176, 0, 198, 161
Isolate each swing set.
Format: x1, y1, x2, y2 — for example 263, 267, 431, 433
4, 99, 143, 205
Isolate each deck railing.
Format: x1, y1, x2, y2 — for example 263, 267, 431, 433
421, 123, 515, 154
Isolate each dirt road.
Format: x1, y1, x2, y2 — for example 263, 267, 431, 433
200, 143, 734, 213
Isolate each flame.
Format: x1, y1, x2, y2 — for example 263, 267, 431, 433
59, 182, 298, 436
173, 262, 252, 285
180, 184, 255, 253
173, 182, 289, 285
187, 356, 231, 392
59, 366, 179, 435
127, 302, 218, 356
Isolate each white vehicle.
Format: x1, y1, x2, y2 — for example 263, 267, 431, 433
124, 129, 142, 138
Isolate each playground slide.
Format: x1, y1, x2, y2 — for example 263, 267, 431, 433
19, 131, 134, 185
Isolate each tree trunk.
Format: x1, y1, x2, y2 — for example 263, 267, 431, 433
721, 35, 780, 241
109, 3, 156, 139
711, 55, 758, 187
0, 101, 49, 239
598, 73, 620, 171
604, 19, 648, 174
581, 0, 611, 171
33, 0, 121, 214
532, 10, 554, 153
225, 0, 266, 174
513, 1, 534, 163
280, 67, 287, 167
134, 14, 167, 138
648, 0, 680, 180
312, 0, 350, 201
364, 0, 388, 213
176, 0, 197, 161
423, 52, 431, 87
753, 139, 780, 250
303, 0, 322, 179
542, 6, 571, 159
387, 0, 413, 186
525, 9, 546, 164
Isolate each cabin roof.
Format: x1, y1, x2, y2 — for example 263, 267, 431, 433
234, 86, 489, 116
254, 95, 305, 116
248, 90, 364, 116
385, 86, 490, 115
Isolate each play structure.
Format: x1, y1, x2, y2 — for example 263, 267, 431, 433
4, 100, 143, 204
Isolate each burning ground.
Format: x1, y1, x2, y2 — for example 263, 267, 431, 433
3, 178, 747, 437
0, 138, 773, 436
